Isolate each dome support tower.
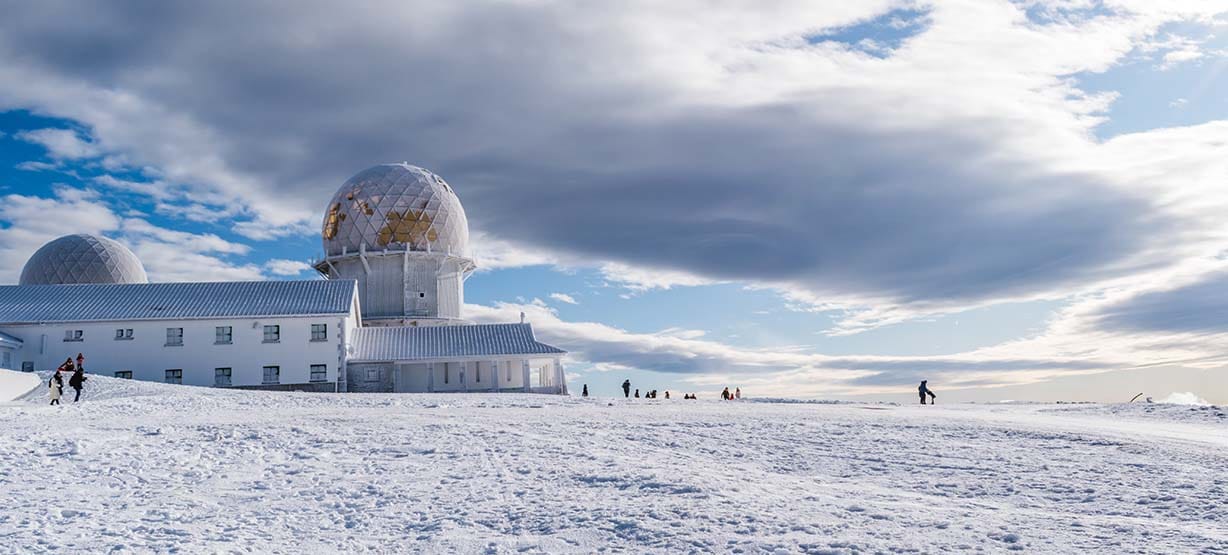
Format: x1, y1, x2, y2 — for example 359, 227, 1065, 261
313, 164, 475, 327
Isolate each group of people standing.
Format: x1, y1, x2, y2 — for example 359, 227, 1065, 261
586, 379, 738, 401
47, 352, 87, 405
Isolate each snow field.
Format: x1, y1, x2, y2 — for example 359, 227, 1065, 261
0, 374, 1225, 553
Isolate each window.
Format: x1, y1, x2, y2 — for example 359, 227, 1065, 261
310, 364, 327, 382
262, 365, 280, 384
64, 330, 83, 342
475, 365, 481, 383
215, 326, 233, 345
444, 366, 450, 384
165, 327, 183, 346
114, 328, 133, 340
310, 323, 327, 342
21, 361, 34, 372
506, 364, 511, 382
365, 367, 378, 382
263, 325, 280, 343
165, 369, 182, 384
114, 371, 132, 379
419, 292, 425, 298
215, 367, 232, 387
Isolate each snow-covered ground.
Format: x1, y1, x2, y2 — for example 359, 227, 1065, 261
1, 371, 1225, 553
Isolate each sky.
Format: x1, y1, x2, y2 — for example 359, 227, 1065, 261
0, 0, 1226, 403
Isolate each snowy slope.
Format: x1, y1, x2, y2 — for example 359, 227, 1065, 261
0, 376, 1225, 553
0, 368, 39, 403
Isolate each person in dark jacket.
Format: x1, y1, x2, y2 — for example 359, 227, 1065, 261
919, 380, 936, 405
664, 391, 670, 400
69, 367, 87, 402
721, 387, 731, 400
75, 352, 85, 371
582, 384, 589, 397
634, 389, 640, 398
622, 379, 631, 398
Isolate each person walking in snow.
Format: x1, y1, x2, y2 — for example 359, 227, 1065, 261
582, 384, 589, 397
721, 387, 731, 400
919, 380, 936, 405
48, 372, 63, 405
664, 391, 670, 400
75, 352, 85, 371
68, 366, 87, 402
735, 387, 741, 400
622, 379, 631, 398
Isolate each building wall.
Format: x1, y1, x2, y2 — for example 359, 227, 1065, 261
350, 358, 561, 393
346, 362, 393, 393
324, 251, 468, 325
2, 315, 351, 388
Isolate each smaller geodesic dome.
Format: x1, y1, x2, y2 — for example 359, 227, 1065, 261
19, 234, 148, 286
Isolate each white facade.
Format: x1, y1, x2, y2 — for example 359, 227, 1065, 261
1, 313, 358, 389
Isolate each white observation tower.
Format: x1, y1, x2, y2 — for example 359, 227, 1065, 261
314, 163, 476, 327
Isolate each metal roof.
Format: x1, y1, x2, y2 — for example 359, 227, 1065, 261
0, 280, 358, 324
349, 323, 565, 361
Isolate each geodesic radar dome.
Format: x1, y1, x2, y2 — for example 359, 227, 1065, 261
322, 163, 470, 258
19, 234, 148, 285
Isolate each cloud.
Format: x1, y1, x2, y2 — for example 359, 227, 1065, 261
0, 1, 1222, 331
549, 293, 579, 305
265, 259, 313, 276
464, 300, 1120, 396
15, 127, 99, 159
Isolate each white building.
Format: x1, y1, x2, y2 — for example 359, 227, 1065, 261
0, 164, 568, 394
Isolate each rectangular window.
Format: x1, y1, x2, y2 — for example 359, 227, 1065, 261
365, 367, 378, 382
310, 364, 327, 382
263, 325, 280, 343
64, 330, 83, 342
21, 361, 34, 372
214, 367, 232, 387
114, 371, 132, 379
505, 364, 511, 382
444, 366, 450, 384
310, 323, 327, 342
114, 328, 133, 340
215, 326, 233, 345
475, 365, 481, 383
165, 327, 184, 346
262, 365, 279, 384
165, 369, 182, 384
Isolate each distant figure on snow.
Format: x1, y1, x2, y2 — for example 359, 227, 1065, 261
582, 384, 589, 397
721, 387, 731, 400
735, 387, 741, 400
69, 367, 87, 402
622, 379, 631, 398
664, 391, 670, 400
76, 352, 85, 371
634, 389, 640, 398
48, 372, 63, 405
919, 380, 936, 405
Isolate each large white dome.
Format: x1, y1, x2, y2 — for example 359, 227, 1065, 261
322, 163, 470, 258
20, 234, 148, 286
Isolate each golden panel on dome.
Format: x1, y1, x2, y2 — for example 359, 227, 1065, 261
377, 209, 438, 248
323, 203, 342, 239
